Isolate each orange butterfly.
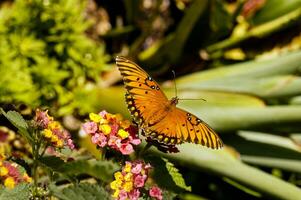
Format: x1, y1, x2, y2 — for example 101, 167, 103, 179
116, 56, 223, 149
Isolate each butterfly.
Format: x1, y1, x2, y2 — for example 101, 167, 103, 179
116, 56, 223, 149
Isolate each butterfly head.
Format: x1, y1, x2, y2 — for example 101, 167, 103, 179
170, 96, 179, 105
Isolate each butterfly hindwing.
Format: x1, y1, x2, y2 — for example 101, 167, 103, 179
145, 107, 223, 149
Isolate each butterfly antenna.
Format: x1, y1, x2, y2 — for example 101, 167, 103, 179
178, 98, 207, 101
172, 70, 177, 97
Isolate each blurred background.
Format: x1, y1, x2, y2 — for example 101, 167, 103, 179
1, 0, 301, 199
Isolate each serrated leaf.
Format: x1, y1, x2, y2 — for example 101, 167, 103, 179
0, 183, 31, 200
40, 157, 120, 182
162, 158, 192, 192
49, 182, 111, 200
0, 108, 33, 142
146, 156, 191, 192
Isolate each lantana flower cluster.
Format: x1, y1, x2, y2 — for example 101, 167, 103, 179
35, 109, 74, 149
110, 161, 163, 200
82, 111, 141, 155
0, 160, 31, 189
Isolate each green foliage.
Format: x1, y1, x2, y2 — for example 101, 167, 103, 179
0, 0, 109, 114
40, 157, 120, 182
0, 183, 31, 200
147, 156, 191, 193
49, 182, 111, 200
0, 108, 32, 142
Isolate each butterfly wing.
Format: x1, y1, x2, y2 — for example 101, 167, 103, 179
146, 106, 223, 149
116, 56, 169, 126
116, 56, 223, 149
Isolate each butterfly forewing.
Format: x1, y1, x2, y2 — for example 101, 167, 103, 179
116, 56, 223, 149
116, 56, 169, 126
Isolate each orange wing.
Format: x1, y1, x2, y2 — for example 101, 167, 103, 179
146, 107, 223, 149
116, 56, 169, 126
116, 56, 223, 149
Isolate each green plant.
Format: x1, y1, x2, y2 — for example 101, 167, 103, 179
0, 0, 109, 114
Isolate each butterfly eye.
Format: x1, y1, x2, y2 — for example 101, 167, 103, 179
148, 77, 152, 81
187, 117, 192, 121
156, 86, 160, 90
151, 86, 155, 89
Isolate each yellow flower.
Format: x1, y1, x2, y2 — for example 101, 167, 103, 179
43, 129, 53, 138
0, 166, 8, 176
124, 173, 133, 181
114, 171, 123, 181
118, 129, 129, 139
112, 189, 120, 198
56, 140, 64, 148
23, 174, 32, 183
100, 125, 111, 135
4, 177, 15, 189
123, 181, 133, 192
89, 113, 102, 123
110, 180, 119, 190
99, 118, 108, 124
120, 120, 131, 129
124, 163, 131, 173
48, 121, 60, 130
51, 135, 59, 143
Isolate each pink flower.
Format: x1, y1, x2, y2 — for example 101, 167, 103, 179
120, 143, 134, 155
128, 189, 140, 200
131, 163, 142, 174
99, 110, 108, 118
108, 136, 122, 148
134, 175, 145, 188
118, 190, 128, 200
67, 139, 75, 149
149, 186, 163, 200
82, 122, 98, 134
110, 124, 119, 135
130, 138, 141, 145
91, 133, 100, 144
35, 109, 50, 128
92, 133, 107, 147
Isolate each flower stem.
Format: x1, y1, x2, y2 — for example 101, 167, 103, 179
139, 143, 152, 157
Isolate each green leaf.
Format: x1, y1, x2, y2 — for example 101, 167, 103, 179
241, 156, 301, 173
139, 0, 208, 65
148, 143, 301, 199
146, 156, 191, 192
0, 108, 32, 142
176, 50, 301, 84
49, 182, 111, 200
251, 0, 301, 25
0, 183, 31, 200
40, 157, 120, 182
162, 158, 191, 192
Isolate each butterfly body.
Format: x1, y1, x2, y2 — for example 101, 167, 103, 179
116, 56, 223, 149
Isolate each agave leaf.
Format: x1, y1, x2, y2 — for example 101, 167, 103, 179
251, 0, 301, 25
176, 50, 301, 84
139, 0, 208, 66
206, 7, 301, 52
241, 156, 301, 173
176, 75, 301, 98
149, 143, 301, 199
178, 104, 301, 132
238, 131, 301, 153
